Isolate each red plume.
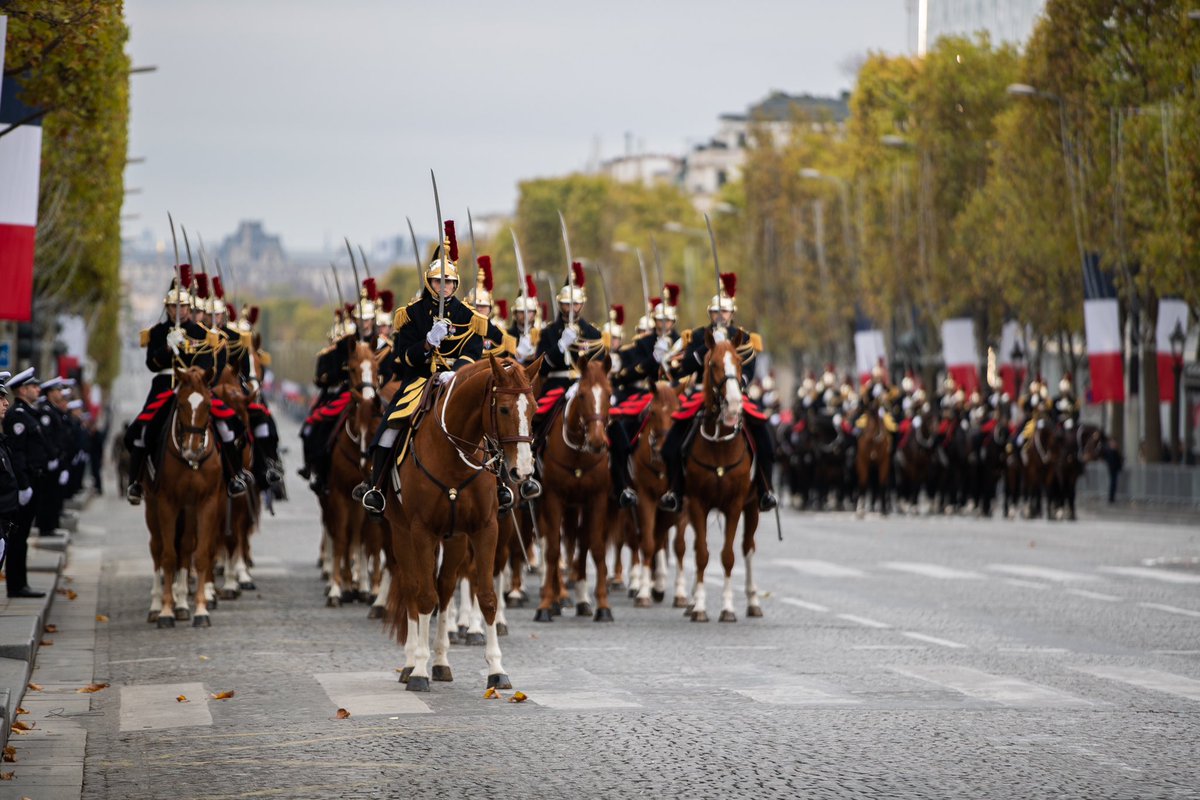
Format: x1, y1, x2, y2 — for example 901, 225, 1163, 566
212, 276, 225, 299
540, 302, 549, 319
444, 220, 458, 262
248, 306, 260, 325
477, 255, 494, 291
571, 261, 585, 288
228, 304, 238, 322
719, 272, 737, 298
362, 277, 377, 301
611, 304, 625, 325
180, 263, 193, 289
496, 299, 509, 320
195, 273, 210, 299
524, 274, 538, 298
650, 296, 662, 309
379, 289, 395, 314
664, 283, 680, 306
343, 303, 354, 317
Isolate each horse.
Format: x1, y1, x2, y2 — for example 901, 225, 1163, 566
1021, 415, 1059, 519
533, 356, 615, 623
894, 407, 936, 514
854, 407, 892, 518
141, 366, 224, 628
680, 333, 761, 623
384, 355, 540, 693
973, 416, 1011, 518
211, 366, 260, 602
1055, 420, 1102, 521
629, 381, 681, 608
934, 411, 970, 513
809, 413, 854, 511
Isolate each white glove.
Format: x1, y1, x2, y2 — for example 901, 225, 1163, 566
18, 488, 32, 506
47, 459, 59, 470
558, 326, 578, 354
426, 320, 450, 348
912, 415, 923, 429
166, 328, 186, 352
437, 370, 456, 385
516, 334, 534, 361
59, 469, 69, 486
652, 337, 670, 364
610, 353, 622, 373
565, 382, 580, 401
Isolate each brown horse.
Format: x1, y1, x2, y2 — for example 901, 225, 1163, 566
142, 367, 224, 628
320, 340, 384, 606
384, 355, 540, 693
680, 335, 762, 623
894, 406, 936, 514
855, 407, 892, 518
630, 381, 681, 608
533, 357, 614, 623
1021, 414, 1059, 519
211, 367, 260, 602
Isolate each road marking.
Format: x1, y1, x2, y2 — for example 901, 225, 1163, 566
881, 562, 985, 580
119, 683, 212, 731
837, 613, 891, 629
988, 564, 1099, 583
1075, 666, 1200, 703
705, 645, 779, 651
557, 646, 628, 652
1098, 566, 1200, 585
901, 632, 968, 649
735, 684, 860, 706
114, 558, 156, 578
1065, 588, 1123, 602
1153, 650, 1200, 655
505, 667, 642, 710
313, 671, 433, 716
109, 657, 176, 665
774, 558, 866, 578
853, 644, 926, 651
1002, 578, 1052, 591
997, 647, 1070, 654
779, 597, 829, 613
1139, 602, 1200, 619
527, 691, 641, 710
892, 665, 1091, 708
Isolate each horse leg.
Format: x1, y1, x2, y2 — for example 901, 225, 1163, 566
493, 573, 509, 636
653, 544, 669, 603
320, 527, 333, 580
534, 495, 563, 622
369, 565, 391, 620
718, 505, 739, 623
192, 495, 218, 627
588, 500, 613, 622
148, 569, 164, 623
405, 528, 439, 693
688, 500, 709, 622
634, 497, 656, 608
155, 505, 178, 627
672, 516, 688, 608
455, 577, 473, 639
743, 520, 763, 618
471, 519, 509, 691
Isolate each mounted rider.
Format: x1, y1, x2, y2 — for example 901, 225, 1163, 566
464, 255, 517, 360
534, 261, 603, 398
507, 275, 542, 366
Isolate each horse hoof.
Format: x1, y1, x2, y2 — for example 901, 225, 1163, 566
719, 610, 737, 623
627, 588, 637, 599
406, 676, 431, 693
683, 604, 694, 618
447, 630, 460, 644
549, 602, 563, 617
366, 605, 384, 620
342, 589, 359, 603
156, 615, 175, 629
457, 625, 469, 640
691, 610, 709, 623
673, 597, 689, 609
610, 580, 625, 592
209, 596, 219, 610
487, 673, 512, 691
326, 596, 341, 608
466, 632, 486, 646
174, 608, 191, 621
431, 665, 453, 682
219, 589, 240, 601
320, 569, 330, 580
147, 611, 160, 623
192, 614, 212, 628
398, 666, 413, 684
533, 608, 554, 622
576, 602, 593, 617
652, 589, 666, 603
496, 622, 508, 637
239, 580, 256, 591
747, 605, 764, 618
634, 597, 652, 609
367, 593, 378, 605
593, 607, 614, 623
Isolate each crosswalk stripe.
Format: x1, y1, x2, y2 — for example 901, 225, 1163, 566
881, 562, 985, 580
837, 613, 891, 629
987, 564, 1099, 583
779, 597, 829, 613
504, 667, 642, 710
119, 683, 213, 731
526, 691, 642, 709
1098, 566, 1200, 585
1065, 588, 1123, 602
735, 684, 860, 706
1139, 602, 1200, 619
1075, 666, 1200, 703
313, 672, 433, 716
1003, 578, 1052, 590
774, 558, 866, 578
892, 665, 1092, 707
901, 632, 968, 649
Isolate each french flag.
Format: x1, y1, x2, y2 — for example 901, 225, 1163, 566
853, 311, 887, 385
1082, 256, 1124, 403
1156, 298, 1190, 404
941, 317, 980, 394
0, 75, 42, 322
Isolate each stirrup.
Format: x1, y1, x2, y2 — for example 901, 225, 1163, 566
227, 474, 248, 497
498, 483, 515, 513
266, 462, 285, 486
618, 488, 637, 509
126, 482, 143, 505
758, 491, 778, 512
658, 491, 681, 513
351, 482, 369, 501
297, 465, 311, 480
362, 488, 386, 515
519, 478, 542, 500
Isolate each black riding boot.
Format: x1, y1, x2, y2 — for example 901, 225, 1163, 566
126, 445, 146, 505
608, 421, 637, 508
219, 439, 249, 497
359, 444, 396, 515
749, 421, 778, 512
658, 422, 689, 513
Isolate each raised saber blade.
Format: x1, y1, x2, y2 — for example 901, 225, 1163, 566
703, 213, 725, 326
331, 262, 346, 319
650, 235, 665, 297
431, 170, 446, 321
635, 248, 651, 322
593, 260, 612, 341
406, 216, 422, 296
467, 207, 478, 268
358, 244, 372, 280
181, 225, 194, 271
168, 212, 182, 331
345, 237, 362, 340
557, 210, 575, 329
511, 228, 531, 337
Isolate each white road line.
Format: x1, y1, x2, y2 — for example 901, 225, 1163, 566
1098, 566, 1200, 585
853, 644, 926, 651
1065, 588, 1123, 602
1075, 666, 1200, 703
881, 562, 985, 580
119, 683, 213, 731
527, 691, 641, 710
774, 558, 866, 578
988, 564, 1099, 583
1002, 578, 1052, 591
109, 657, 176, 665
1139, 602, 1200, 619
997, 647, 1070, 654
837, 613, 891, 629
735, 684, 860, 706
892, 665, 1092, 708
557, 646, 629, 652
313, 671, 433, 716
779, 597, 829, 613
705, 645, 779, 651
902, 632, 968, 649
1153, 650, 1200, 655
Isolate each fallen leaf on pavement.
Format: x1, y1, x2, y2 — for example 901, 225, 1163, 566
0, 771, 13, 780
16, 708, 28, 716
198, 655, 209, 661
176, 695, 188, 703
483, 687, 501, 699
39, 639, 53, 646
210, 690, 235, 700
77, 683, 110, 694
507, 691, 528, 703
336, 708, 351, 719
11, 721, 33, 731
26, 683, 42, 692
66, 590, 78, 600
44, 624, 58, 633
96, 614, 109, 623
2, 745, 15, 761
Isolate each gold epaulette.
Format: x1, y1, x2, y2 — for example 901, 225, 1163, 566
530, 327, 541, 347
393, 303, 413, 330
682, 329, 693, 347
501, 333, 517, 355
139, 328, 150, 348
601, 331, 612, 349
259, 350, 272, 367
749, 332, 763, 352
206, 329, 224, 349
469, 311, 489, 337
240, 331, 253, 350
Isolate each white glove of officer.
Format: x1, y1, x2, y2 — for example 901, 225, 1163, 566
59, 469, 69, 486
18, 487, 33, 507
437, 370, 456, 385
610, 353, 622, 373
47, 459, 59, 470
565, 382, 580, 401
652, 336, 670, 364
516, 334, 534, 362
426, 320, 450, 348
166, 328, 186, 352
558, 326, 578, 354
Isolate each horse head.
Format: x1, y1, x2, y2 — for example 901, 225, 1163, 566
647, 380, 681, 464
487, 353, 542, 482
347, 340, 383, 453
174, 366, 213, 464
703, 338, 743, 430
571, 354, 612, 452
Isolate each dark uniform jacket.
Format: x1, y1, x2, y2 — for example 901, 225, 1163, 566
3, 399, 49, 488
674, 323, 759, 385
612, 330, 681, 394
0, 434, 20, 517
506, 321, 541, 366
536, 315, 602, 382
142, 319, 227, 397
390, 291, 486, 386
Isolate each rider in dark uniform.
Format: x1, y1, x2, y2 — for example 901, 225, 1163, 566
465, 255, 517, 359
535, 262, 603, 397
658, 273, 777, 513
1, 369, 47, 598
508, 276, 542, 367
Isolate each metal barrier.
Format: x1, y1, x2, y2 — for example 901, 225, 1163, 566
1078, 462, 1200, 508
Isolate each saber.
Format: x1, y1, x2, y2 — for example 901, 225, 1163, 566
345, 237, 363, 340
182, 225, 194, 273
774, 503, 784, 542
558, 210, 575, 329
168, 212, 182, 331
703, 214, 725, 328
406, 216, 422, 296
650, 235, 666, 298
511, 228, 531, 336
467, 207, 478, 267
431, 170, 446, 321
358, 244, 372, 280
544, 275, 557, 318
331, 262, 347, 322
593, 260, 613, 341
635, 248, 652, 322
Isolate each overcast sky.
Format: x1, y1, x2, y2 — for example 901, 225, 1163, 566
123, 0, 911, 252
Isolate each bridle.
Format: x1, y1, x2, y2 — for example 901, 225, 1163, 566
170, 382, 214, 470
561, 376, 609, 455
700, 352, 742, 442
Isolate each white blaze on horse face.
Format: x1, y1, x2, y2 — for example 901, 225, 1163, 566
360, 360, 375, 401
722, 352, 742, 425
515, 394, 533, 478
187, 392, 203, 414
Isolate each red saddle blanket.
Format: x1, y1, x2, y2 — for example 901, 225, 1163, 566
536, 387, 565, 417
671, 393, 766, 422
305, 391, 350, 425
611, 392, 653, 418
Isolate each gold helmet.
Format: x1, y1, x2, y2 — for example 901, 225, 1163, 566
164, 264, 194, 307
601, 304, 625, 343
513, 274, 539, 314
423, 221, 461, 296
655, 283, 680, 321
708, 272, 737, 313
464, 255, 495, 309
208, 274, 228, 317
375, 289, 395, 328
635, 314, 653, 334
556, 261, 586, 306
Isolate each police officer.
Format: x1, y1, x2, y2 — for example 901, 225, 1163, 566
2, 369, 47, 598
0, 376, 21, 587
34, 377, 72, 536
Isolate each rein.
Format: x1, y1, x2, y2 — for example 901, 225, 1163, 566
560, 384, 608, 455
168, 397, 214, 470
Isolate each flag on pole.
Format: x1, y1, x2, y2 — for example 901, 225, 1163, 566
1156, 298, 1189, 404
1082, 255, 1123, 403
0, 76, 43, 322
997, 320, 1026, 397
941, 317, 980, 394
853, 310, 887, 385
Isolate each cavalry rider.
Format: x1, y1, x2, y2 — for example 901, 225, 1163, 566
856, 361, 898, 438
375, 290, 395, 350
658, 273, 778, 514
464, 255, 517, 359
358, 222, 491, 515
124, 270, 248, 504
534, 261, 602, 398
508, 276, 541, 365
2, 368, 49, 598
1053, 373, 1080, 426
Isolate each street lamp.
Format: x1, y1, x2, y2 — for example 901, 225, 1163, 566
1169, 319, 1186, 463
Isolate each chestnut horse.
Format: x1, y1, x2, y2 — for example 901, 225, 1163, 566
680, 335, 761, 623
533, 357, 614, 623
855, 408, 892, 518
629, 381, 681, 608
142, 367, 224, 628
1022, 414, 1059, 520
212, 366, 260, 602
384, 355, 540, 693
